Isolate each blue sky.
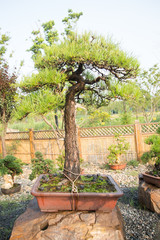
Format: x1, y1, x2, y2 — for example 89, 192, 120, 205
0, 0, 160, 76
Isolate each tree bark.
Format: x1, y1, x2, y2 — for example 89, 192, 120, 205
54, 109, 59, 129
64, 80, 84, 180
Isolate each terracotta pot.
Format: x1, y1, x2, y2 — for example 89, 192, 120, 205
109, 163, 126, 170
142, 172, 160, 188
1, 183, 21, 195
31, 174, 123, 212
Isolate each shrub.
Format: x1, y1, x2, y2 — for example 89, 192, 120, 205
29, 151, 54, 180
127, 159, 139, 167
141, 127, 160, 172
0, 155, 23, 182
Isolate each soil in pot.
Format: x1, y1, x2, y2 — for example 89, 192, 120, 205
1, 183, 21, 195
38, 173, 117, 193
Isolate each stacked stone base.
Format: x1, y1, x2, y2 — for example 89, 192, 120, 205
10, 198, 126, 240
139, 175, 160, 214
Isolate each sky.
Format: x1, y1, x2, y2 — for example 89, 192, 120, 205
0, 0, 160, 77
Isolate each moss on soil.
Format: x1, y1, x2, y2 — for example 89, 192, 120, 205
38, 173, 116, 193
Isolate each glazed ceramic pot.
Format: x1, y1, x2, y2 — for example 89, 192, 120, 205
142, 172, 160, 188
109, 163, 126, 170
31, 174, 123, 212
1, 183, 21, 195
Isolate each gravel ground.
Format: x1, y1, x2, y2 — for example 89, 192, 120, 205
0, 163, 160, 240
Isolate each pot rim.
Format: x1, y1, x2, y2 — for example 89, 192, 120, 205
31, 174, 123, 197
143, 172, 160, 180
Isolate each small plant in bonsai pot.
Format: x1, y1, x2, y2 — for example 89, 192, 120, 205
141, 127, 160, 187
107, 134, 129, 170
29, 151, 55, 181
0, 155, 23, 194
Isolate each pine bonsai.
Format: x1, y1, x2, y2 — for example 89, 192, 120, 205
19, 9, 139, 180
0, 155, 23, 184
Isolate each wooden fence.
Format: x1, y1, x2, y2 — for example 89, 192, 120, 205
0, 121, 160, 164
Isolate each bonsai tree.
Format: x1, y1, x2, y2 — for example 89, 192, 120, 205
0, 155, 23, 187
19, 10, 139, 179
141, 127, 160, 176
29, 151, 54, 180
107, 134, 129, 165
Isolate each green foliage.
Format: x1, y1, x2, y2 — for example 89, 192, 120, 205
0, 155, 23, 182
62, 9, 83, 37
120, 112, 133, 125
107, 135, 129, 164
18, 10, 139, 123
15, 87, 65, 120
141, 128, 160, 167
29, 151, 54, 180
0, 195, 32, 240
138, 64, 160, 122
56, 151, 65, 170
88, 109, 110, 126
127, 159, 139, 167
0, 31, 10, 63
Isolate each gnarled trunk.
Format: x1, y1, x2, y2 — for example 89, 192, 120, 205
64, 80, 84, 180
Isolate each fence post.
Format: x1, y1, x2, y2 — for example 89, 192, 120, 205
29, 129, 35, 159
77, 127, 82, 159
134, 120, 143, 161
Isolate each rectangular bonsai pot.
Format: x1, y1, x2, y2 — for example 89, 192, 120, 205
142, 173, 160, 188
31, 174, 123, 212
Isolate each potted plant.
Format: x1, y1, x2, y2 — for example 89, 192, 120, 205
0, 155, 23, 194
107, 134, 130, 170
141, 127, 160, 187
19, 10, 139, 212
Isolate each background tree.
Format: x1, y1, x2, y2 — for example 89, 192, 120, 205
19, 10, 139, 179
0, 31, 18, 157
118, 64, 160, 123
138, 64, 160, 122
116, 81, 143, 123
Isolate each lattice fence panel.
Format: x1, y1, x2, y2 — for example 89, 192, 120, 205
34, 130, 65, 139
80, 125, 134, 137
141, 123, 160, 133
6, 132, 29, 140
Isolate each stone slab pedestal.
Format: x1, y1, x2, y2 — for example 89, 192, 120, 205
139, 175, 160, 214
10, 198, 126, 240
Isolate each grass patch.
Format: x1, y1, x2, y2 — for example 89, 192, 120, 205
0, 194, 33, 240
127, 159, 139, 167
